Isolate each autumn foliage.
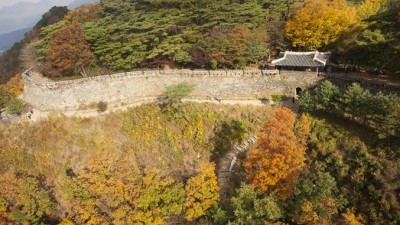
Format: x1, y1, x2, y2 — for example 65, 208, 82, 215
44, 22, 94, 77
0, 73, 24, 96
244, 108, 310, 199
60, 154, 185, 225
0, 174, 55, 224
285, 0, 359, 49
295, 197, 337, 225
184, 163, 220, 221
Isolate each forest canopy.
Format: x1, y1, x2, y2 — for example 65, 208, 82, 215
0, 0, 399, 82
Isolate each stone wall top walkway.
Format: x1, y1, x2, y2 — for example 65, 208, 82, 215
22, 68, 280, 87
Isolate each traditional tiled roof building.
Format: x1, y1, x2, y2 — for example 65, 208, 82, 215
272, 51, 331, 68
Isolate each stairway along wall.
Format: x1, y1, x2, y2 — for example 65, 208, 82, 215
22, 69, 323, 110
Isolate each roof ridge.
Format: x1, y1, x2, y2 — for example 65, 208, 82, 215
285, 51, 317, 55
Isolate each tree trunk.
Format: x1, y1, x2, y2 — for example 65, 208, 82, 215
80, 67, 87, 78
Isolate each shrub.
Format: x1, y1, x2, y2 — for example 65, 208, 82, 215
5, 97, 27, 115
271, 94, 282, 102
164, 82, 196, 104
97, 101, 107, 112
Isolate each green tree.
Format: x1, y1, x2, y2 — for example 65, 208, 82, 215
230, 183, 282, 225
314, 80, 340, 113
5, 98, 26, 115
0, 90, 27, 115
299, 90, 315, 113
289, 171, 342, 225
83, 0, 296, 70
96, 101, 107, 112
340, 83, 372, 123
36, 6, 69, 28
375, 95, 400, 138
259, 0, 296, 18
163, 82, 196, 104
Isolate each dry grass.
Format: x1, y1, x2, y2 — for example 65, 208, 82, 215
0, 102, 271, 182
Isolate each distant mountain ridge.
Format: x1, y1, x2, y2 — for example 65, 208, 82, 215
0, 0, 72, 35
0, 0, 97, 35
0, 27, 31, 53
0, 0, 97, 54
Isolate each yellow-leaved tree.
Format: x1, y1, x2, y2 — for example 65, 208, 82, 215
184, 163, 220, 221
285, 0, 359, 49
0, 174, 55, 225
60, 154, 185, 225
244, 108, 310, 199
357, 0, 389, 20
341, 208, 365, 225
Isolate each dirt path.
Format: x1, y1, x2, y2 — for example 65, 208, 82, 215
23, 98, 294, 123
28, 100, 152, 122
328, 72, 400, 90
217, 135, 258, 203
3, 97, 299, 126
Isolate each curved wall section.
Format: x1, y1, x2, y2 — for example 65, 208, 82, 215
22, 69, 322, 110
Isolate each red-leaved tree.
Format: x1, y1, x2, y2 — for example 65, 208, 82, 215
45, 22, 94, 77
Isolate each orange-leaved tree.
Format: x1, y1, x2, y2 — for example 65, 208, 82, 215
285, 0, 359, 49
45, 22, 94, 77
184, 163, 220, 221
244, 108, 310, 199
0, 73, 24, 96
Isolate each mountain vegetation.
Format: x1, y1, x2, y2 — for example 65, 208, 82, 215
0, 5, 69, 83
299, 80, 400, 138
0, 0, 398, 82
1, 96, 399, 224
0, 1, 400, 225
0, 103, 269, 224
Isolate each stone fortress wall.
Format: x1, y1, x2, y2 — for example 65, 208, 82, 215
22, 68, 323, 110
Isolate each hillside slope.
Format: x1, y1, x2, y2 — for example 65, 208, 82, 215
1, 0, 399, 83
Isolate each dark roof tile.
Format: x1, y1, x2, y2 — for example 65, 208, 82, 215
272, 51, 331, 67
